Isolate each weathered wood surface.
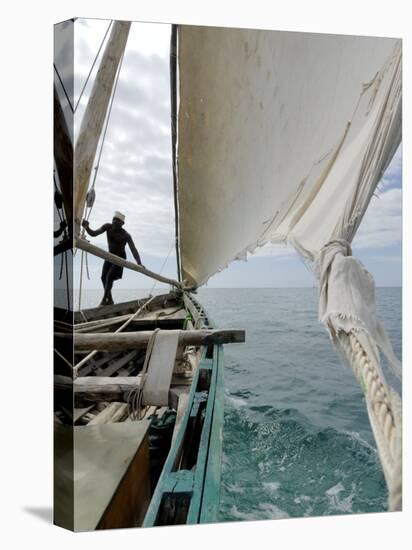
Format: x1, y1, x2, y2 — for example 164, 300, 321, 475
95, 350, 138, 377
56, 375, 193, 404
183, 293, 208, 328
68, 329, 245, 352
79, 352, 121, 377
76, 238, 183, 289
171, 392, 189, 444
73, 293, 181, 324
74, 20, 131, 227
75, 307, 186, 333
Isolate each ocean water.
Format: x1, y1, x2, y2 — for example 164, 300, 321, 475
73, 287, 402, 521
196, 287, 402, 522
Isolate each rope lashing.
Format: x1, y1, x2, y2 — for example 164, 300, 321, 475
339, 332, 402, 511
316, 239, 402, 511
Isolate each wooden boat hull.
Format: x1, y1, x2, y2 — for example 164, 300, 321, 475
54, 291, 227, 529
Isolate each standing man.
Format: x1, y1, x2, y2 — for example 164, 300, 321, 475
82, 211, 144, 306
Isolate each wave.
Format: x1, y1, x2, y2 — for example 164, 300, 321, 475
219, 402, 387, 522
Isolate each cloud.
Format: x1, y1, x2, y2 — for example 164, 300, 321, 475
75, 20, 175, 259
353, 189, 402, 250
73, 19, 402, 282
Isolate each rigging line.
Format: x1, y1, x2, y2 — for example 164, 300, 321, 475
149, 241, 175, 296
170, 24, 182, 282
59, 246, 65, 280
77, 46, 126, 279
88, 48, 126, 195
54, 63, 74, 113
64, 249, 71, 311
74, 20, 113, 113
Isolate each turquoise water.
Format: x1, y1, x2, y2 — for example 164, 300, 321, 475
196, 287, 402, 521
74, 286, 401, 521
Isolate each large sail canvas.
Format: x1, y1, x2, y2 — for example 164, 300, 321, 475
53, 17, 402, 532
178, 28, 401, 287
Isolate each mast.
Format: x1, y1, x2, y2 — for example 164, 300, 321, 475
170, 24, 182, 282
74, 20, 131, 233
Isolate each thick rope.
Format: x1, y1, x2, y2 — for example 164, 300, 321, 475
339, 331, 402, 511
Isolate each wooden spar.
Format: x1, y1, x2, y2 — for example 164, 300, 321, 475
56, 375, 190, 403
56, 375, 139, 403
74, 20, 131, 230
65, 328, 245, 352
76, 237, 183, 288
54, 84, 73, 224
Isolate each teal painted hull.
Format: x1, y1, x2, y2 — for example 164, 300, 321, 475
144, 296, 225, 526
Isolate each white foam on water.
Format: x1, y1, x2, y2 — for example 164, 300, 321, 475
263, 481, 280, 494
294, 495, 311, 504
225, 482, 245, 495
343, 430, 378, 454
228, 502, 289, 521
258, 502, 290, 519
325, 482, 356, 513
226, 394, 248, 408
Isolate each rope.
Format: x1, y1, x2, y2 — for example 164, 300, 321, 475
339, 331, 402, 511
148, 241, 175, 297
73, 294, 158, 377
74, 20, 113, 113
127, 328, 160, 420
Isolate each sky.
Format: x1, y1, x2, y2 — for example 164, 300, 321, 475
54, 19, 402, 290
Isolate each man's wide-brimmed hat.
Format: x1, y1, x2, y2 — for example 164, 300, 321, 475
113, 211, 125, 222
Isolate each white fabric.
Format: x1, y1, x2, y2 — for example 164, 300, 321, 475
113, 210, 125, 222
142, 330, 180, 406
315, 240, 402, 379
177, 27, 401, 286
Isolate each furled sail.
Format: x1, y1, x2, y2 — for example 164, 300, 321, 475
177, 27, 401, 287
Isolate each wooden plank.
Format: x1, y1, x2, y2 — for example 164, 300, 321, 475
143, 347, 208, 527
57, 374, 190, 404
142, 331, 179, 407
75, 307, 186, 333
171, 393, 190, 444
200, 345, 225, 523
95, 350, 138, 377
187, 349, 219, 524
80, 352, 121, 377
76, 238, 182, 288
67, 329, 245, 352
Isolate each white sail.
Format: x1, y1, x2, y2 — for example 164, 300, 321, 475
177, 26, 402, 510
177, 27, 401, 287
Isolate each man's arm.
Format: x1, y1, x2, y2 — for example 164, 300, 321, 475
127, 235, 143, 266
82, 220, 110, 237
